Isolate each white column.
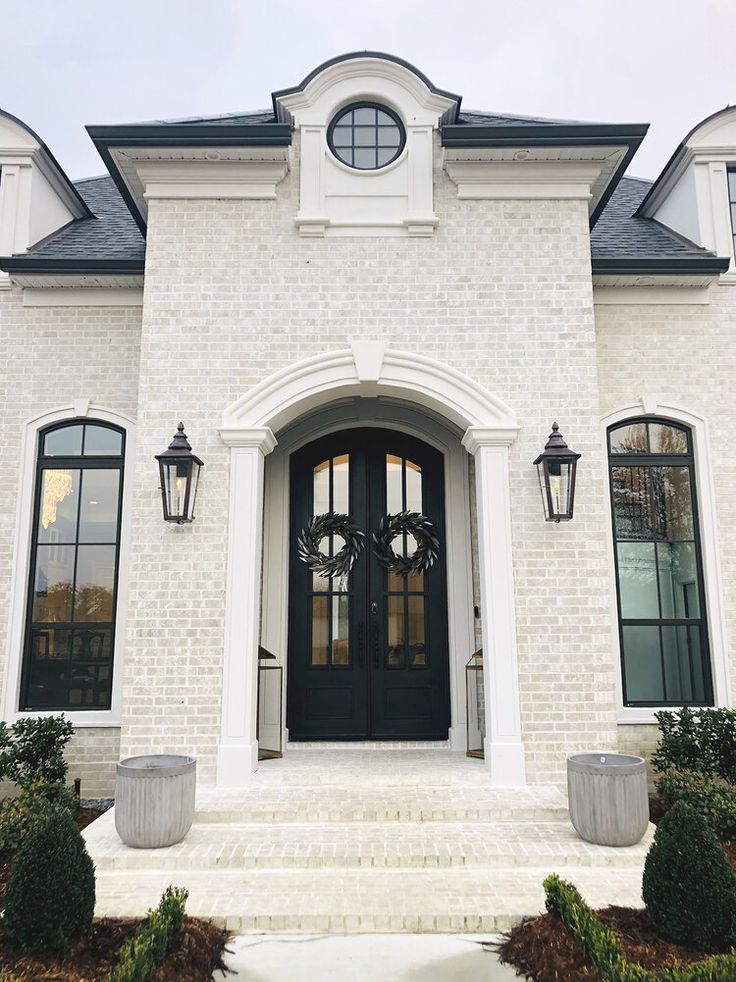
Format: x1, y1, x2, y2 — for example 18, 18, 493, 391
462, 426, 526, 786
216, 427, 277, 787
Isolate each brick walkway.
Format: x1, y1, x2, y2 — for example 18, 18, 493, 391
83, 749, 651, 932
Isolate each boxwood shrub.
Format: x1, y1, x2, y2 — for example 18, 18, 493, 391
642, 802, 736, 951
656, 769, 736, 841
545, 873, 736, 981
3, 808, 95, 955
109, 885, 188, 982
652, 708, 736, 784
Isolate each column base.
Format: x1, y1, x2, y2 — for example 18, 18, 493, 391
484, 739, 526, 787
216, 742, 259, 787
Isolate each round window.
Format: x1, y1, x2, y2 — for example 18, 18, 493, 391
327, 103, 405, 171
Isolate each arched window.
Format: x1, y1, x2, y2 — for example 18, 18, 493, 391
608, 417, 713, 706
21, 420, 125, 711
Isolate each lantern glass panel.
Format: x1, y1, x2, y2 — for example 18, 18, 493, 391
465, 649, 485, 758
257, 648, 283, 760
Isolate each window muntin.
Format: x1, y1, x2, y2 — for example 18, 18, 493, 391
327, 103, 405, 171
608, 418, 713, 707
729, 170, 736, 260
21, 422, 125, 711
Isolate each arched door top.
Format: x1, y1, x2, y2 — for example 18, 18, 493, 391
220, 342, 518, 450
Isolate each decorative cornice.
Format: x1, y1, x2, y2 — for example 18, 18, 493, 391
218, 427, 278, 453
137, 158, 289, 202
445, 159, 604, 203
462, 426, 520, 454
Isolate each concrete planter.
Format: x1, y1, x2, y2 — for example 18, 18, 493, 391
115, 754, 196, 849
567, 752, 649, 847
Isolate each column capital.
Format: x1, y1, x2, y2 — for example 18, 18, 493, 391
462, 426, 519, 454
218, 426, 277, 453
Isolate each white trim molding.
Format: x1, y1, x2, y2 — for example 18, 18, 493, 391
274, 55, 455, 237
2, 404, 136, 728
600, 401, 731, 724
217, 344, 526, 788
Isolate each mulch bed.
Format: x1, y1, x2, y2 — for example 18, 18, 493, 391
496, 906, 716, 981
0, 915, 231, 981
0, 809, 231, 980
495, 796, 736, 980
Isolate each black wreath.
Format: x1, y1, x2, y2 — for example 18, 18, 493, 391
297, 511, 365, 578
372, 511, 440, 577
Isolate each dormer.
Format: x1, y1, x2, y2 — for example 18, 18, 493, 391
637, 106, 736, 280
0, 109, 90, 280
272, 52, 460, 236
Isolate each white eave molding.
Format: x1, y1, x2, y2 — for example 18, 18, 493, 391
443, 146, 629, 216
110, 147, 290, 222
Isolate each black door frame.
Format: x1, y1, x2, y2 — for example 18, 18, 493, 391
286, 427, 451, 741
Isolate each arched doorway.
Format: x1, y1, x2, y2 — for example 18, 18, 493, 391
217, 342, 525, 788
287, 428, 450, 740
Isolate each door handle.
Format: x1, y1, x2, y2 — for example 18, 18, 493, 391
371, 604, 380, 669
357, 623, 365, 669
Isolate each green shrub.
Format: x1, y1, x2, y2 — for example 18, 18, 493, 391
0, 715, 73, 788
3, 808, 95, 955
642, 801, 736, 951
652, 708, 736, 784
657, 769, 736, 840
108, 886, 188, 982
0, 778, 79, 853
545, 872, 736, 981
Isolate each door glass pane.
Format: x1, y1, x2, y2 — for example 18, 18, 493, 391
658, 542, 700, 618
37, 469, 79, 542
313, 460, 329, 514
44, 426, 83, 457
311, 596, 328, 666
387, 595, 405, 668
74, 545, 115, 622
609, 422, 648, 454
33, 545, 75, 621
405, 460, 422, 512
78, 470, 120, 543
656, 467, 694, 540
617, 542, 658, 618
408, 595, 426, 666
622, 625, 664, 703
649, 423, 688, 455
333, 454, 349, 513
332, 594, 350, 666
386, 455, 402, 513
611, 466, 652, 539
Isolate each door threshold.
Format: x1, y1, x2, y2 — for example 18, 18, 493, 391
285, 740, 452, 750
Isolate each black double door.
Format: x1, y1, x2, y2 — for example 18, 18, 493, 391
287, 428, 450, 740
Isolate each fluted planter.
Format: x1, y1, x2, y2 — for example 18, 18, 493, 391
115, 754, 196, 849
567, 752, 649, 847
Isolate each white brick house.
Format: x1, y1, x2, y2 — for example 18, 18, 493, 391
1, 52, 734, 799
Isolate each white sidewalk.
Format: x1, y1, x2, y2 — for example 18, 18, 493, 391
217, 934, 519, 981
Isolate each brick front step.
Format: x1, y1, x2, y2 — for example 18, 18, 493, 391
90, 865, 645, 933
86, 811, 652, 871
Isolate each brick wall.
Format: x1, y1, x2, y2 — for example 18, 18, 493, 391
595, 288, 736, 764
118, 135, 619, 786
0, 289, 141, 796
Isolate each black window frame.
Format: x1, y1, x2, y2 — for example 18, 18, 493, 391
20, 420, 126, 712
607, 416, 714, 708
728, 168, 736, 262
327, 101, 406, 171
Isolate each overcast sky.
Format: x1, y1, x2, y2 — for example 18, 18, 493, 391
2, 0, 734, 182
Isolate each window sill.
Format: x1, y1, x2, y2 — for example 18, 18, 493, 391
8, 710, 120, 728
617, 705, 714, 725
